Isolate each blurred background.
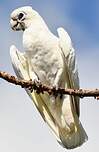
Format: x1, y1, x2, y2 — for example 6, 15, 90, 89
0, 0, 99, 152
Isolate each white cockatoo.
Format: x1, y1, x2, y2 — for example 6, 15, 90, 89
10, 6, 88, 149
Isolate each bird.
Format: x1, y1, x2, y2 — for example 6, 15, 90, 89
10, 6, 88, 149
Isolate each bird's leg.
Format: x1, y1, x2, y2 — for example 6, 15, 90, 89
27, 71, 39, 93
27, 61, 40, 92
50, 68, 63, 103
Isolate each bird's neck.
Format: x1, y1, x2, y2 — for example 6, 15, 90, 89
28, 16, 49, 32
23, 18, 49, 53
23, 16, 58, 56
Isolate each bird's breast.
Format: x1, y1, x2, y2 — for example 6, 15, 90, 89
23, 29, 64, 85
30, 47, 60, 85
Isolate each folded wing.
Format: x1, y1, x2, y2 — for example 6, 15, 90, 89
57, 27, 88, 148
57, 27, 80, 116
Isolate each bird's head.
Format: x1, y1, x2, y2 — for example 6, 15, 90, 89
10, 6, 39, 31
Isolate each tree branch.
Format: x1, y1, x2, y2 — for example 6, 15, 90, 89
0, 71, 99, 99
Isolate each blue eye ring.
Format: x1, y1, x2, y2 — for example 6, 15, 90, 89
18, 12, 24, 20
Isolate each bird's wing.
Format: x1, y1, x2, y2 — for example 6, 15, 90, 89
10, 45, 60, 142
57, 27, 80, 116
10, 45, 29, 80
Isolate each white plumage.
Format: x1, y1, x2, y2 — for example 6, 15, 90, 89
10, 6, 88, 149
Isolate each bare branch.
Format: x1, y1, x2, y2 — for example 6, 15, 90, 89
0, 71, 99, 99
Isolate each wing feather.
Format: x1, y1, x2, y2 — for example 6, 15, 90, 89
57, 27, 80, 116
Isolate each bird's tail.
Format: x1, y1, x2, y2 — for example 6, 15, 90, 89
58, 116, 88, 149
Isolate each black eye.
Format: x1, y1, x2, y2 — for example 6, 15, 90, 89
18, 13, 24, 20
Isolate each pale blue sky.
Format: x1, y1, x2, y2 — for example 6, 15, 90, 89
0, 1, 99, 152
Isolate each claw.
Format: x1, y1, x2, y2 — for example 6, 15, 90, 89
28, 79, 40, 93
50, 85, 58, 103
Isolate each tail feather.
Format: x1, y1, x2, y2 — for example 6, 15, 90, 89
58, 118, 88, 149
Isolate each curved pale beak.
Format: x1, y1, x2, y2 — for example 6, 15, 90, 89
10, 19, 18, 30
